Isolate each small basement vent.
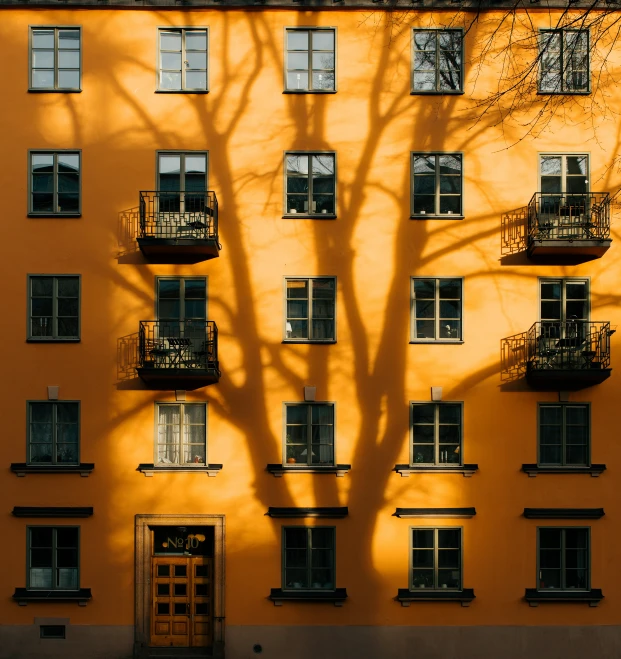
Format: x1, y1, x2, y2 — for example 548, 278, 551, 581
40, 625, 66, 639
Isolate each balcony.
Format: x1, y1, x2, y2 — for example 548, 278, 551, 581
525, 321, 612, 390
137, 191, 220, 261
527, 193, 611, 259
136, 321, 220, 389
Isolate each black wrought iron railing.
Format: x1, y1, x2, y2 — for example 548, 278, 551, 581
526, 321, 612, 372
138, 320, 219, 372
139, 191, 218, 241
527, 192, 610, 243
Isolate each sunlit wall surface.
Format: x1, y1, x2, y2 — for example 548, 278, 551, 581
1, 4, 621, 658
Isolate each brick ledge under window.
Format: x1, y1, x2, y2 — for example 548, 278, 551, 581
267, 464, 350, 477
522, 464, 606, 477
397, 588, 475, 607
394, 464, 478, 477
137, 463, 222, 477
269, 588, 347, 606
525, 588, 603, 607
13, 588, 92, 606
11, 463, 94, 477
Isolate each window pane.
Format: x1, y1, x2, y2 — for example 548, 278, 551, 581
162, 52, 182, 70
33, 29, 55, 49
186, 31, 207, 50
58, 70, 80, 89
161, 31, 182, 51
58, 30, 80, 48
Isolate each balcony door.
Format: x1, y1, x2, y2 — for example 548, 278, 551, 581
539, 154, 589, 236
539, 279, 589, 364
157, 152, 208, 236
156, 277, 207, 366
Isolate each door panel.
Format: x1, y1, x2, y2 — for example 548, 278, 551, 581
151, 556, 212, 648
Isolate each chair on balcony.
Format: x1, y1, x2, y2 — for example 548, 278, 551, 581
535, 335, 559, 369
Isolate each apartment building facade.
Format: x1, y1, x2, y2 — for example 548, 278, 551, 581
1, 1, 621, 657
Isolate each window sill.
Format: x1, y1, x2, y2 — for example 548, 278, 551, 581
269, 588, 347, 606
397, 588, 475, 607
282, 340, 336, 345
12, 506, 93, 518
394, 464, 478, 478
137, 463, 222, 477
13, 588, 91, 606
410, 91, 465, 96
536, 91, 591, 96
525, 588, 603, 607
267, 464, 351, 477
28, 88, 82, 93
28, 213, 82, 218
155, 89, 209, 94
282, 214, 336, 220
522, 464, 606, 478
410, 340, 464, 345
27, 338, 80, 343
283, 90, 337, 95
11, 463, 94, 477
410, 215, 464, 221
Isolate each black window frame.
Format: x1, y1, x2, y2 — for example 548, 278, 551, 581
283, 402, 335, 467
411, 277, 463, 342
284, 276, 336, 343
410, 401, 463, 467
411, 28, 464, 94
27, 275, 81, 342
29, 26, 82, 93
155, 402, 207, 467
410, 527, 463, 591
157, 27, 209, 93
537, 527, 590, 591
282, 526, 336, 591
27, 526, 80, 591
29, 150, 82, 217
284, 27, 336, 94
538, 29, 590, 95
538, 403, 590, 468
411, 152, 463, 218
284, 152, 336, 218
27, 401, 80, 467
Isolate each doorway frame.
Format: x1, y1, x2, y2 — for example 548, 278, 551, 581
134, 514, 225, 658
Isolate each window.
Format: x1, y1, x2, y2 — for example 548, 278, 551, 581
412, 30, 463, 93
30, 27, 81, 91
285, 28, 335, 92
285, 153, 336, 216
411, 528, 462, 590
285, 277, 335, 341
28, 402, 79, 465
411, 153, 462, 217
157, 152, 208, 215
538, 527, 589, 590
539, 404, 589, 467
411, 402, 462, 466
285, 403, 334, 466
539, 30, 589, 94
158, 28, 208, 91
30, 151, 81, 215
157, 403, 206, 466
283, 527, 335, 590
28, 275, 80, 341
411, 278, 462, 341
28, 527, 79, 590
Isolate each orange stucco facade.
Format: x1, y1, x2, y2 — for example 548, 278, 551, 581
1, 4, 621, 658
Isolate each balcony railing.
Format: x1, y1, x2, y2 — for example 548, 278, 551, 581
525, 320, 612, 389
527, 192, 611, 258
137, 320, 220, 388
137, 191, 220, 260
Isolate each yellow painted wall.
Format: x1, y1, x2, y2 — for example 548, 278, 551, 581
1, 6, 621, 631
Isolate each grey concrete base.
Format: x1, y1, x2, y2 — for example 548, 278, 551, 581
226, 625, 621, 659
0, 624, 133, 659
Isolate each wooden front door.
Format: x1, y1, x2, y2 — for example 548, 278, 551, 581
151, 556, 212, 648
